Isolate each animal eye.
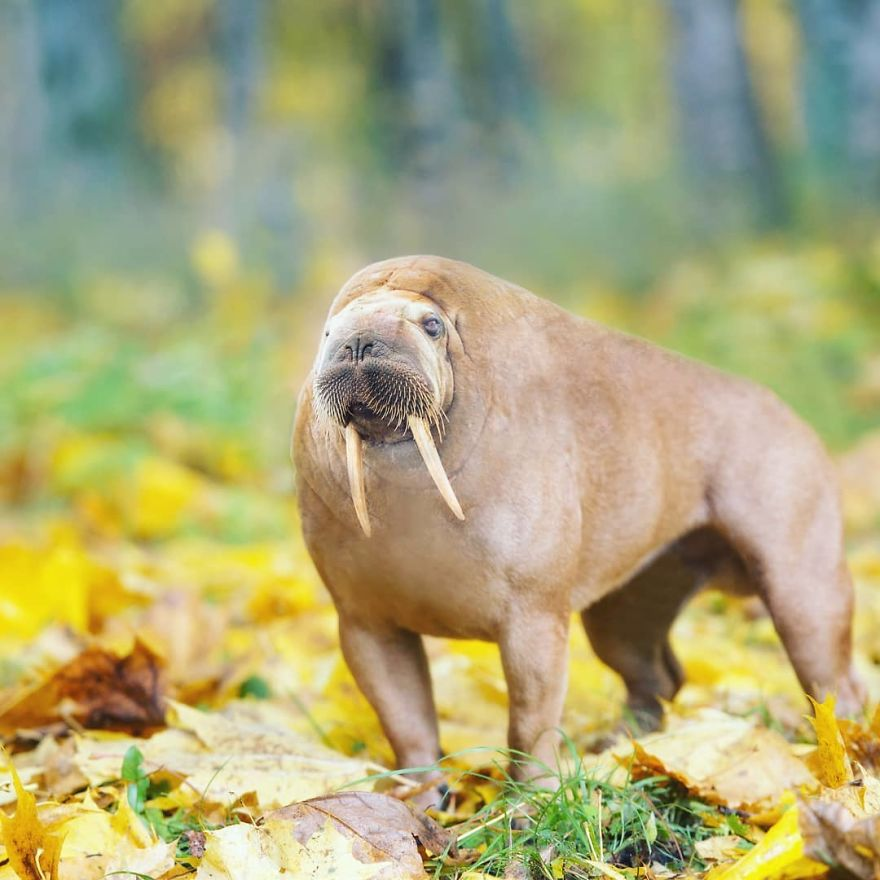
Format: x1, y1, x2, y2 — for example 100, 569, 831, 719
422, 315, 443, 338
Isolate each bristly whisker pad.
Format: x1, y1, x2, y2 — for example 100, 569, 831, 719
312, 358, 463, 531
314, 360, 443, 437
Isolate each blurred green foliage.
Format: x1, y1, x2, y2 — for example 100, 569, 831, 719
0, 0, 878, 503
5, 0, 880, 286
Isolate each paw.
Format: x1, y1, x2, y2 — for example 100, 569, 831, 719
391, 778, 450, 812
622, 700, 664, 735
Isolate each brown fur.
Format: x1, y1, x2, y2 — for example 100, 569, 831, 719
293, 255, 864, 788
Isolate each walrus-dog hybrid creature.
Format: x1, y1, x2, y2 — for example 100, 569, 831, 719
293, 255, 864, 788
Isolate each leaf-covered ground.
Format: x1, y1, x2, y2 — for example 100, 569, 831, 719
2, 240, 880, 879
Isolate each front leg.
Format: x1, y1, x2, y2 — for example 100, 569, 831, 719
499, 610, 570, 783
338, 615, 442, 784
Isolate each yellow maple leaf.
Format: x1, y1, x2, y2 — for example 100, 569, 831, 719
806, 694, 853, 788
130, 456, 207, 539
706, 801, 826, 880
0, 524, 144, 641
53, 790, 175, 880
0, 539, 89, 638
110, 792, 156, 849
0, 751, 65, 880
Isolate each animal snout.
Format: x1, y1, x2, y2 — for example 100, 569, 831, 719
346, 337, 373, 362
328, 332, 388, 365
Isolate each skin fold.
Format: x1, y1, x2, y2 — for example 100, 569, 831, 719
292, 254, 865, 795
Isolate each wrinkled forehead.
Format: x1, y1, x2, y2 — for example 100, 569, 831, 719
329, 287, 440, 323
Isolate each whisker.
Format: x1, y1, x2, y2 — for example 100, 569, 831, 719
314, 359, 447, 442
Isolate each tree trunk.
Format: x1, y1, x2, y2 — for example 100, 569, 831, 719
33, 0, 134, 189
0, 0, 46, 217
367, 0, 458, 198
848, 1, 880, 195
795, 0, 880, 204
666, 0, 786, 231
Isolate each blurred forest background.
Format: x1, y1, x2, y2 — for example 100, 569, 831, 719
2, 3, 880, 875
2, 0, 880, 461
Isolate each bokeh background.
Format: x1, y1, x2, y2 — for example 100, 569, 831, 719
3, 0, 880, 452
2, 0, 880, 757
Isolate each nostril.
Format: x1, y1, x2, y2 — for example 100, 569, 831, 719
336, 336, 378, 364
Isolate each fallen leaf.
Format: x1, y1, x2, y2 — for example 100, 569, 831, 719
118, 590, 230, 704
194, 822, 289, 879
839, 705, 880, 773
197, 819, 394, 879
196, 792, 453, 880
0, 640, 166, 736
23, 736, 88, 801
547, 858, 629, 880
812, 771, 880, 820
695, 834, 751, 864
630, 711, 817, 811
129, 455, 209, 539
73, 700, 384, 810
805, 694, 853, 788
0, 762, 41, 808
53, 791, 176, 880
0, 752, 64, 880
580, 861, 628, 880
798, 797, 878, 879
0, 540, 89, 639
269, 817, 415, 879
707, 803, 826, 880
269, 791, 455, 860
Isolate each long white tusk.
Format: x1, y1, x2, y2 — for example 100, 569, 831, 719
345, 423, 371, 537
407, 415, 465, 521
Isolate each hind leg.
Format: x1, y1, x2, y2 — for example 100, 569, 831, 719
744, 551, 863, 714
713, 459, 866, 715
582, 549, 698, 730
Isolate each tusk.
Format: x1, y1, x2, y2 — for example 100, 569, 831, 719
407, 415, 465, 521
345, 423, 371, 537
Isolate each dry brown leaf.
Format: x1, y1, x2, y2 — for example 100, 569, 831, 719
73, 701, 385, 809
270, 791, 455, 860
630, 712, 817, 811
196, 792, 453, 879
0, 640, 166, 736
839, 706, 880, 773
196, 819, 390, 879
105, 590, 231, 703
169, 699, 333, 756
21, 737, 88, 801
809, 771, 880, 821
799, 797, 880, 880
